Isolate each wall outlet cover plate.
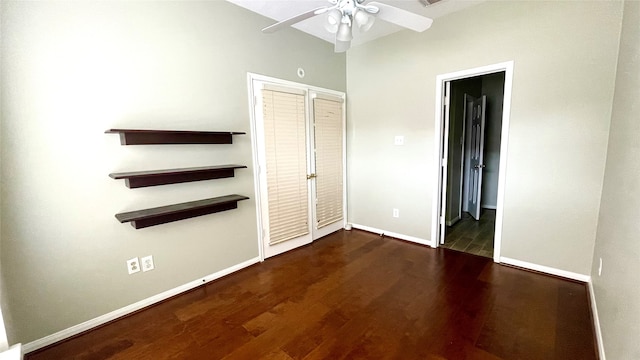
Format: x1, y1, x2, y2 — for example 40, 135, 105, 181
127, 257, 140, 275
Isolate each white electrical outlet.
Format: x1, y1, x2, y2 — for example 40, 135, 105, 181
598, 258, 602, 276
394, 136, 404, 146
127, 257, 140, 275
393, 208, 400, 218
141, 255, 154, 272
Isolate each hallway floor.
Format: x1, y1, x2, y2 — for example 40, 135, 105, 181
442, 209, 495, 258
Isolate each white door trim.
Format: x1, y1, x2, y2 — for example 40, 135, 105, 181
431, 61, 514, 263
246, 73, 346, 261
0, 306, 8, 352
439, 82, 451, 244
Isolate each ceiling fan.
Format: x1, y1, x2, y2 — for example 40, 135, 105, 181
262, 0, 434, 53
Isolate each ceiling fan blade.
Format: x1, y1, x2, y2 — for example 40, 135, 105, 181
368, 2, 433, 32
262, 6, 330, 33
335, 39, 351, 53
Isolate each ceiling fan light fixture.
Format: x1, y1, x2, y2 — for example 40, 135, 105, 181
335, 39, 351, 53
325, 9, 342, 33
362, 5, 380, 14
354, 9, 375, 32
336, 21, 353, 42
419, 0, 442, 6
262, 0, 433, 49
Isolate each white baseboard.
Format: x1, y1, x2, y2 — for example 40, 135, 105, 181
350, 223, 431, 246
500, 257, 590, 282
22, 257, 261, 354
588, 280, 606, 360
0, 344, 22, 360
482, 204, 497, 210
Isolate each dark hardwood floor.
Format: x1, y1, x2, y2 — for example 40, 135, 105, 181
26, 230, 597, 360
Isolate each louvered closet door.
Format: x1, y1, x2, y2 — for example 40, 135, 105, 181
311, 95, 345, 238
260, 87, 312, 258
254, 79, 345, 259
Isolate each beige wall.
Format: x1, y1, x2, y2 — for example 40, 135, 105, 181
591, 1, 640, 359
0, 1, 344, 344
347, 1, 622, 274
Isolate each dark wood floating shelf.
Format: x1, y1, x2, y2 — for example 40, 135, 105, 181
115, 194, 249, 229
105, 129, 246, 145
109, 165, 247, 188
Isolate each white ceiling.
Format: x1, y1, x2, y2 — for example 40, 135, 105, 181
227, 0, 484, 48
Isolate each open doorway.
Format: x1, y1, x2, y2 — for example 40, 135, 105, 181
431, 61, 514, 263
441, 73, 505, 258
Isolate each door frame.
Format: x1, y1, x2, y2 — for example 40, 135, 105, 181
430, 61, 514, 263
247, 73, 347, 261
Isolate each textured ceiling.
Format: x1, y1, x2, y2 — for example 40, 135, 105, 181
227, 0, 484, 47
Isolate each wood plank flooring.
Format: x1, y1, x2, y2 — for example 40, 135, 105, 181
443, 210, 495, 258
25, 230, 597, 360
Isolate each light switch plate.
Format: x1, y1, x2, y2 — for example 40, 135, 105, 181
141, 255, 154, 272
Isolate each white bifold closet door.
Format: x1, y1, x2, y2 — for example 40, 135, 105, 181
254, 82, 345, 259
312, 96, 344, 234
262, 88, 311, 248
